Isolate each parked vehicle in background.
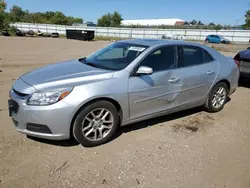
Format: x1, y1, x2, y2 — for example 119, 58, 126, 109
51, 32, 59, 38
15, 29, 25, 36
234, 47, 250, 78
1, 29, 10, 36
9, 39, 239, 147
205, 35, 231, 44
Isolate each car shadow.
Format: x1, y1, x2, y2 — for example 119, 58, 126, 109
27, 98, 232, 147
27, 107, 203, 147
114, 98, 231, 140
27, 135, 80, 147
113, 107, 203, 139
239, 77, 250, 88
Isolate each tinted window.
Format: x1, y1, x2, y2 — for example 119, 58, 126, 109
140, 46, 176, 72
97, 48, 125, 59
182, 46, 214, 67
203, 50, 214, 63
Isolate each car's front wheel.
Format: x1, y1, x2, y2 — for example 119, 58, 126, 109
204, 82, 229, 113
73, 101, 119, 147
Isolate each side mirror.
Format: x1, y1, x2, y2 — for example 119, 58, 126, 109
135, 66, 153, 75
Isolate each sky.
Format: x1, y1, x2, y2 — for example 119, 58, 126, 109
5, 0, 249, 25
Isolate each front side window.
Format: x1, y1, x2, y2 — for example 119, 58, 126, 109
84, 42, 149, 70
139, 46, 176, 72
181, 46, 214, 67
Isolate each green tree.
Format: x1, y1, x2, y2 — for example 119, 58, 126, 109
111, 11, 122, 27
66, 16, 83, 25
190, 19, 198, 25
214, 24, 223, 30
97, 11, 122, 27
50, 11, 67, 25
197, 20, 204, 25
0, 0, 7, 29
208, 22, 215, 27
9, 5, 25, 22
243, 10, 250, 29
98, 13, 112, 27
3, 4, 84, 25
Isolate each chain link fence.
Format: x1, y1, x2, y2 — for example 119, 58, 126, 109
10, 22, 250, 43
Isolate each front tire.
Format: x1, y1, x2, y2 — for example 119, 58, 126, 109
73, 101, 119, 147
204, 82, 229, 113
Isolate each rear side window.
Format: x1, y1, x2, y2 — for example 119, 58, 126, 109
203, 50, 214, 63
181, 46, 214, 67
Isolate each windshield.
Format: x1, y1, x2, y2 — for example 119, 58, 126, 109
83, 42, 149, 70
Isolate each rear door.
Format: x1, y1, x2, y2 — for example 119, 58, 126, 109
128, 45, 183, 120
178, 45, 219, 106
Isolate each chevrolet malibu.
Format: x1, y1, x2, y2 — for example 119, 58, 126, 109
9, 39, 239, 147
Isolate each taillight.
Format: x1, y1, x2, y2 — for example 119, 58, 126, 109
233, 53, 240, 68
234, 60, 240, 67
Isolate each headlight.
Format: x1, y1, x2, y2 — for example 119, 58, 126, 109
27, 88, 73, 106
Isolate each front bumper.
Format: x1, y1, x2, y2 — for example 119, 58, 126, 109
9, 90, 76, 140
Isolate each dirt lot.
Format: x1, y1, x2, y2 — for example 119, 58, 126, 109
1, 37, 250, 188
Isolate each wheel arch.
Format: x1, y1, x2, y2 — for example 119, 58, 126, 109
70, 97, 123, 138
215, 79, 230, 91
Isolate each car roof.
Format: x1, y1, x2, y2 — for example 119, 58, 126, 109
118, 39, 205, 48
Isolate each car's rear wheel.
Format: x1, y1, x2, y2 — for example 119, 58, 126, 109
73, 101, 119, 147
204, 82, 229, 112
205, 39, 210, 43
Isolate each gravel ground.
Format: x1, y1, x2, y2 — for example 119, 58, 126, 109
0, 37, 250, 188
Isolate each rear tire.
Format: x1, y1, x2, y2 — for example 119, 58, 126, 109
205, 39, 210, 43
204, 82, 229, 113
73, 101, 119, 147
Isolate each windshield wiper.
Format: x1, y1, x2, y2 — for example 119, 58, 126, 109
78, 58, 100, 68
85, 62, 100, 68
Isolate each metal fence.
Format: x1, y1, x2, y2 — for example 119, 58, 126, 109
10, 22, 250, 43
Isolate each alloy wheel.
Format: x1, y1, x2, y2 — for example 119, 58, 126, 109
81, 108, 114, 141
211, 86, 226, 109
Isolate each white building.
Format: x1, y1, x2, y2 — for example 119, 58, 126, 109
121, 18, 185, 26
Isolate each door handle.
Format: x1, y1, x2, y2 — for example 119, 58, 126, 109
168, 77, 180, 83
206, 70, 215, 75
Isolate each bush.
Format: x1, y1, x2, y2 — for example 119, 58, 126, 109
94, 35, 128, 41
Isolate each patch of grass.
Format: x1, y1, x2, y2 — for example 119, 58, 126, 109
94, 35, 129, 41
59, 34, 66, 38
8, 26, 17, 36
172, 113, 214, 134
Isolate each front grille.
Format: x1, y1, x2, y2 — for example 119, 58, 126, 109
26, 123, 52, 134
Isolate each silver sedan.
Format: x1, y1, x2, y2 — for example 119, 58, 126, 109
9, 39, 239, 147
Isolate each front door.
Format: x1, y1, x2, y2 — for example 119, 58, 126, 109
128, 45, 183, 120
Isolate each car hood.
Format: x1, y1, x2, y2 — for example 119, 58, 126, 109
239, 50, 250, 59
20, 59, 114, 91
